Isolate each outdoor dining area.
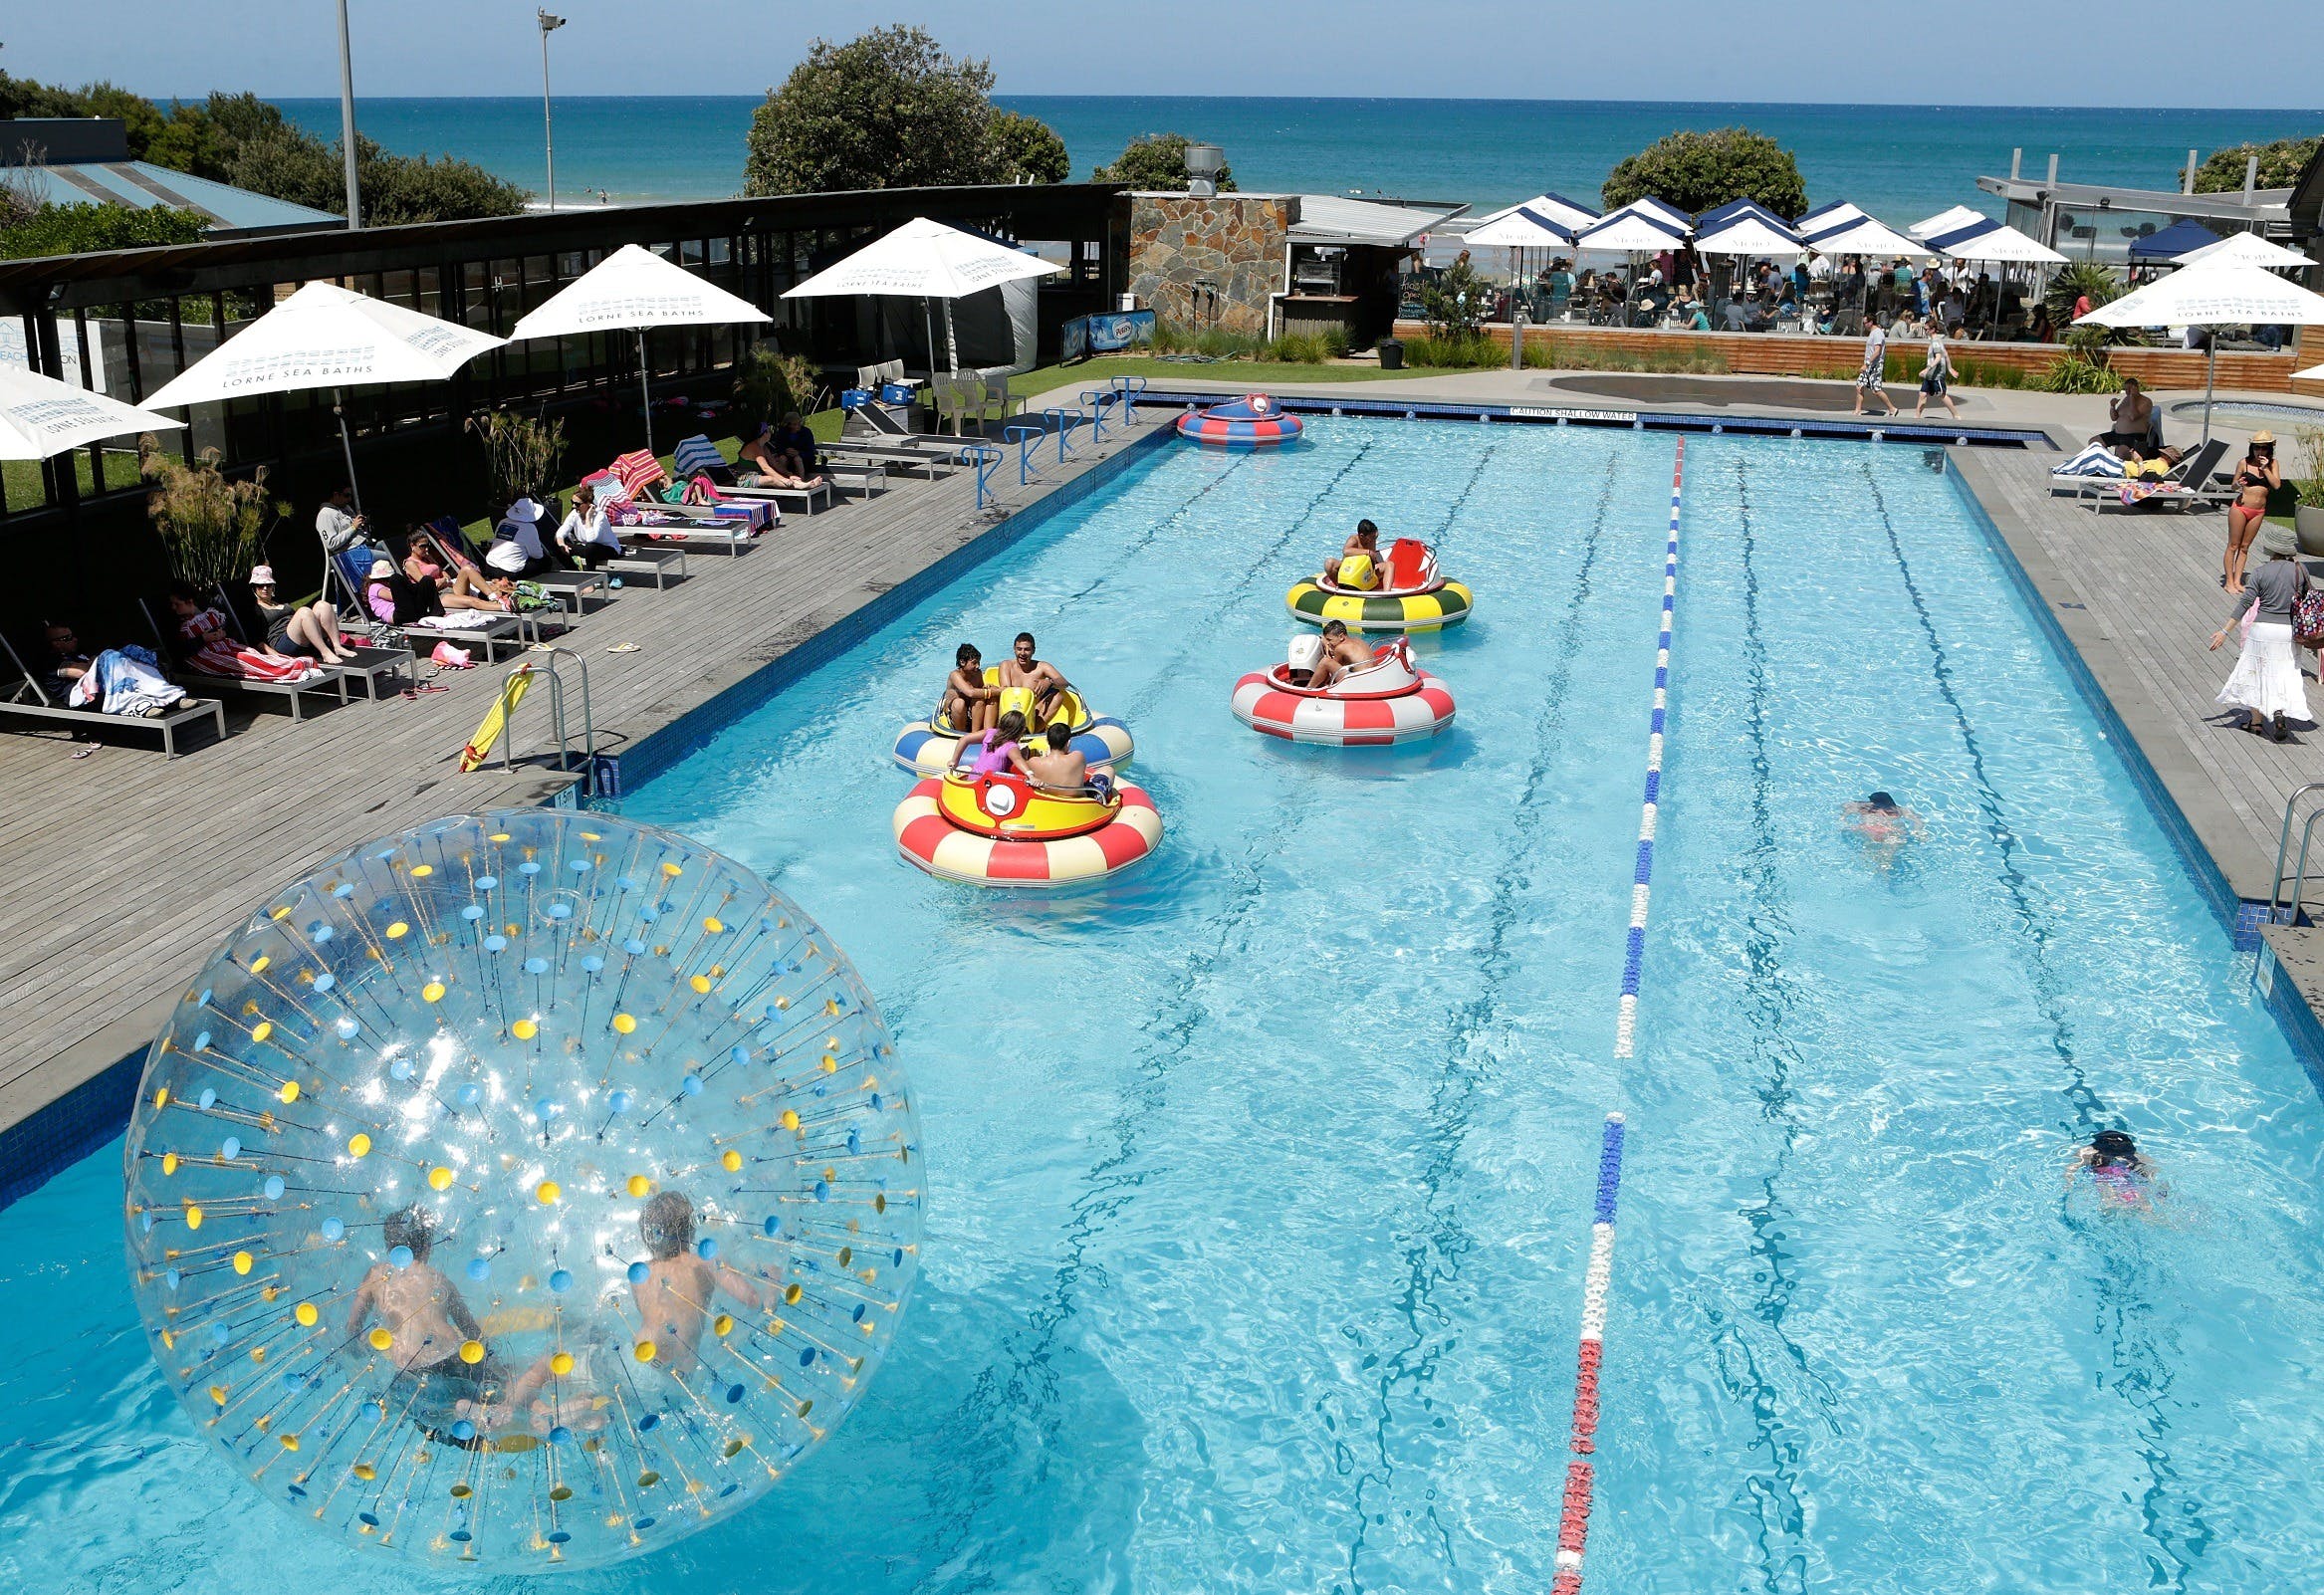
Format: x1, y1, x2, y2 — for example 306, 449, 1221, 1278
1418, 190, 2091, 342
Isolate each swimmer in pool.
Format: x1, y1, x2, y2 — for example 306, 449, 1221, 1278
1843, 791, 1925, 852
2067, 1128, 2162, 1210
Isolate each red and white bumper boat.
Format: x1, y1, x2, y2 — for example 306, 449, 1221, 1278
1230, 636, 1456, 746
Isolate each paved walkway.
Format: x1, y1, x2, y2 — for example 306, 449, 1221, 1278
0, 411, 1154, 1142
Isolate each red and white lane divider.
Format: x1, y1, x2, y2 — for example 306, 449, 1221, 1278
1553, 439, 1683, 1594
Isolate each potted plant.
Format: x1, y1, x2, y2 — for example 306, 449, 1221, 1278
465, 409, 568, 512
2295, 427, 2324, 558
138, 437, 285, 588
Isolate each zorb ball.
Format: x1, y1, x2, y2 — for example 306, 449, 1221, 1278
121, 809, 923, 1571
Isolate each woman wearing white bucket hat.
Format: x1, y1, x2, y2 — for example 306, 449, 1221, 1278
2210, 522, 2311, 743
249, 565, 355, 664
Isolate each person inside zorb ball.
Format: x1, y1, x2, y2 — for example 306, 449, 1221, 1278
120, 809, 922, 1571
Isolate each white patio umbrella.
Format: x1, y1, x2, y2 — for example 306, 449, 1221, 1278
2077, 261, 2324, 444
1910, 204, 1987, 241
2298, 361, 2324, 380
1574, 206, 1692, 326
782, 216, 1063, 380
509, 243, 771, 455
1925, 217, 2067, 267
1464, 207, 1574, 308
0, 363, 182, 461
2174, 231, 2314, 271
1472, 192, 1601, 235
143, 280, 506, 515
1694, 212, 1807, 319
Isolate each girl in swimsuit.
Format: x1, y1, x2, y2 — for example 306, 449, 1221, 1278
963, 710, 1032, 778
2068, 1128, 2160, 1209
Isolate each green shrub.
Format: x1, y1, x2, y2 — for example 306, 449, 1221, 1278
0, 199, 205, 260
1601, 126, 1807, 219
2045, 262, 2146, 347
1402, 334, 1504, 369
2033, 352, 2124, 394
2291, 428, 2324, 512
1191, 326, 1267, 358
1265, 332, 1330, 363
1092, 132, 1236, 190
1320, 326, 1351, 359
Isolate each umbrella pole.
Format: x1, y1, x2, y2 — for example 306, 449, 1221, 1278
2204, 337, 2217, 449
923, 298, 936, 380
329, 387, 364, 617
636, 329, 653, 456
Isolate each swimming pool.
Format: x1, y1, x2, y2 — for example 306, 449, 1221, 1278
8, 419, 2324, 1592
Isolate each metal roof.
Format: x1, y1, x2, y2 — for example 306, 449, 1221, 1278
1286, 194, 1465, 247
10, 159, 343, 237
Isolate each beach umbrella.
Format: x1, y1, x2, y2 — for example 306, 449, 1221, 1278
510, 243, 771, 455
2077, 261, 2324, 444
783, 216, 1063, 379
2298, 361, 2324, 381
2174, 231, 2312, 271
1575, 206, 1692, 327
143, 281, 505, 514
1925, 217, 2066, 267
1910, 204, 1986, 241
1800, 209, 1932, 261
0, 363, 182, 461
1693, 211, 1807, 315
1464, 207, 1574, 304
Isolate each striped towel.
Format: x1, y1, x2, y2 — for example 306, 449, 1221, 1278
611, 451, 668, 499
671, 435, 726, 480
2052, 442, 2127, 479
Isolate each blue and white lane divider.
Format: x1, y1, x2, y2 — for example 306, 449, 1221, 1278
1553, 438, 1682, 1595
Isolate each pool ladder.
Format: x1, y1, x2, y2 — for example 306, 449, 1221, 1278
2261, 782, 2324, 937
501, 644, 598, 796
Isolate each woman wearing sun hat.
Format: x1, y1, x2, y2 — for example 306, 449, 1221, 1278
249, 564, 355, 664
2210, 521, 2310, 743
2223, 430, 2282, 593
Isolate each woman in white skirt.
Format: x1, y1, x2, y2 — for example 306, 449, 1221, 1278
2210, 523, 2312, 743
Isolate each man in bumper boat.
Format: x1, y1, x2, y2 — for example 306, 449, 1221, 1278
1301, 620, 1374, 689
1322, 520, 1384, 590
940, 642, 1002, 733
1000, 630, 1074, 724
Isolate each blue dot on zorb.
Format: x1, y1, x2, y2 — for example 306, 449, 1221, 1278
617, 876, 637, 891
194, 1032, 212, 1053
332, 882, 353, 898
199, 1087, 217, 1110
121, 808, 921, 1572
520, 861, 541, 876
197, 989, 213, 1007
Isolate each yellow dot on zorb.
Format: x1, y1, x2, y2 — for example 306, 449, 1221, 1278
119, 809, 923, 1572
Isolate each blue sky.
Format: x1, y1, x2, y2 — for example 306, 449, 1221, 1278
7, 1, 2321, 106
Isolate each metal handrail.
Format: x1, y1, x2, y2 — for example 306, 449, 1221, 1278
2266, 781, 2324, 926
502, 644, 596, 789
1077, 387, 1115, 443
956, 442, 1003, 511
1041, 405, 1084, 464
1003, 422, 1046, 485
1107, 374, 1148, 423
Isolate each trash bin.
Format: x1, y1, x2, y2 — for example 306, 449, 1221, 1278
1377, 338, 1404, 371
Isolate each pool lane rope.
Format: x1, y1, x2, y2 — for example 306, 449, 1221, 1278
1554, 438, 1682, 1595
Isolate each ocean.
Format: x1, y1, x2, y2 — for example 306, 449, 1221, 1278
272, 95, 2319, 225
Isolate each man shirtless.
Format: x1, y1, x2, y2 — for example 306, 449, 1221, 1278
1024, 721, 1087, 790
1322, 520, 1383, 589
2091, 377, 2154, 452
1310, 619, 1373, 690
628, 1190, 765, 1376
347, 1206, 486, 1373
999, 630, 1071, 723
939, 642, 1000, 732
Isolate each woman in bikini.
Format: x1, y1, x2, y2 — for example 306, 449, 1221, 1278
2223, 431, 2281, 595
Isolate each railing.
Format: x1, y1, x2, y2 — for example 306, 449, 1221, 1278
503, 644, 597, 792
957, 441, 1004, 512
1003, 422, 1046, 486
2264, 782, 2324, 933
1040, 405, 1084, 465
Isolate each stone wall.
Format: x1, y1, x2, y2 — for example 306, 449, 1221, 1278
1128, 193, 1293, 337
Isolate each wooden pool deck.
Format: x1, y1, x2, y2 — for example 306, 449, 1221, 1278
0, 409, 1158, 1156
6, 369, 2320, 1176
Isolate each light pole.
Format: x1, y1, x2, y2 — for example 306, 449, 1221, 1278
538, 10, 567, 212
334, 0, 360, 228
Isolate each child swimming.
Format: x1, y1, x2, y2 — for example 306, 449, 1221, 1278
2068, 1128, 2162, 1210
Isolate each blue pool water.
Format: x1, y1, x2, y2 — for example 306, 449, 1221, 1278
8, 420, 2324, 1592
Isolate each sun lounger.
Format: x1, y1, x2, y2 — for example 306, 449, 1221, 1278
0, 630, 225, 758
331, 546, 534, 661
209, 581, 409, 699
2087, 439, 2229, 514
669, 434, 843, 512
820, 439, 954, 479
139, 597, 350, 721
428, 518, 610, 619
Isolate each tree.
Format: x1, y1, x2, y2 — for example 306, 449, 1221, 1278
1091, 132, 1236, 192
2195, 135, 2321, 194
743, 26, 1061, 196
1600, 127, 1806, 220
1, 201, 207, 261
991, 110, 1068, 185
1418, 256, 1495, 342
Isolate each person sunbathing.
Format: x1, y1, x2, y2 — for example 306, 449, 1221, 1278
1323, 520, 1384, 589
164, 580, 323, 682
555, 485, 625, 570
738, 419, 826, 490
42, 622, 187, 717
368, 545, 511, 626
249, 566, 356, 663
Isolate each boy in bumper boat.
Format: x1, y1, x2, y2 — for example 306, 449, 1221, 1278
1322, 519, 1384, 590
1000, 630, 1073, 724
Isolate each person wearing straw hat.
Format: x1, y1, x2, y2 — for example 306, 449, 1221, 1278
2223, 431, 2282, 594
2209, 522, 2310, 743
